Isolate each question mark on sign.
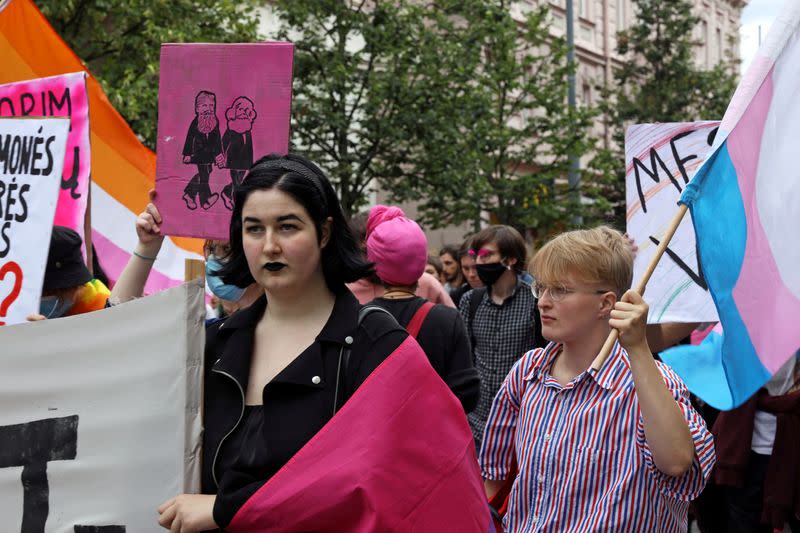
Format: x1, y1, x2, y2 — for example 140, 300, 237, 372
0, 261, 23, 326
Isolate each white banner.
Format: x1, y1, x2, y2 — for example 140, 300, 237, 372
625, 121, 720, 323
0, 117, 69, 326
0, 280, 204, 532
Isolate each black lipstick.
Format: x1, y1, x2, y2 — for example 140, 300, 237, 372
264, 262, 286, 272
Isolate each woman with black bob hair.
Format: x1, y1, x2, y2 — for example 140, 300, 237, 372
156, 154, 414, 531
214, 153, 372, 291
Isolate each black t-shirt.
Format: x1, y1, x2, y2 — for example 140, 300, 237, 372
203, 291, 407, 528
370, 296, 479, 413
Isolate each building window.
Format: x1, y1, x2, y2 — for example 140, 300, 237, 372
716, 28, 723, 63
702, 20, 709, 67
582, 83, 592, 106
616, 0, 626, 30
578, 0, 589, 18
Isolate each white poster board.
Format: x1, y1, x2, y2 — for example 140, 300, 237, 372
0, 117, 69, 326
0, 281, 204, 532
625, 121, 720, 323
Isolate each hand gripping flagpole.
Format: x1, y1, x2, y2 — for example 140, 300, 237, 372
591, 204, 690, 371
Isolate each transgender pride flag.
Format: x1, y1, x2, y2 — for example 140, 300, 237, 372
662, 2, 800, 410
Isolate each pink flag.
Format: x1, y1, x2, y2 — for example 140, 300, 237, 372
228, 336, 494, 533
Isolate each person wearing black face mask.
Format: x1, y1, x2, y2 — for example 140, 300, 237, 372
457, 225, 546, 449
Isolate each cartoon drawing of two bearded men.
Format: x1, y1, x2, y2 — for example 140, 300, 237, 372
181, 91, 256, 211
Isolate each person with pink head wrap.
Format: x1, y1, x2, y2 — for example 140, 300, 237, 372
365, 205, 479, 413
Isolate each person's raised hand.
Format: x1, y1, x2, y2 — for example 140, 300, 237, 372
609, 289, 649, 354
157, 494, 217, 533
26, 314, 47, 322
136, 189, 165, 251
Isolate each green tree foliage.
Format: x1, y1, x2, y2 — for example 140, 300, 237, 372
594, 0, 738, 226
270, 0, 468, 218
271, 0, 595, 234
399, 1, 597, 234
36, 0, 260, 149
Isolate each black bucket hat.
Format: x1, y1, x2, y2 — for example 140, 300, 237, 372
43, 226, 93, 292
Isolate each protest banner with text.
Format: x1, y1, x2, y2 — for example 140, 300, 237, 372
0, 281, 204, 532
626, 121, 720, 324
0, 117, 69, 325
0, 73, 92, 240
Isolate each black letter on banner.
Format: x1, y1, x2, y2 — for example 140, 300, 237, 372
20, 93, 36, 116
0, 97, 14, 115
74, 527, 126, 532
0, 415, 79, 533
633, 148, 683, 214
48, 89, 72, 117
61, 147, 81, 199
649, 236, 708, 291
669, 130, 698, 184
43, 136, 55, 176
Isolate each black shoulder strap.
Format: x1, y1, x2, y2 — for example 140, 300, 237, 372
333, 305, 397, 414
468, 287, 486, 348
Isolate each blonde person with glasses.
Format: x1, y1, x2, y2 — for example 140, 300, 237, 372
481, 226, 714, 533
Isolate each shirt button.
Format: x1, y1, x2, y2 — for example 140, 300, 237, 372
344, 336, 354, 345
537, 474, 545, 483
532, 515, 538, 522
544, 433, 551, 442
311, 376, 321, 385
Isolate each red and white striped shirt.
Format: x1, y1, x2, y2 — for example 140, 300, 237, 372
480, 342, 715, 532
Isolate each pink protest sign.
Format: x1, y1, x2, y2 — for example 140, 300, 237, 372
0, 72, 91, 237
155, 43, 294, 239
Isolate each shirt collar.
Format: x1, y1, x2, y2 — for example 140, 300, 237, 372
486, 278, 526, 306
522, 340, 627, 391
523, 342, 562, 382
586, 341, 627, 390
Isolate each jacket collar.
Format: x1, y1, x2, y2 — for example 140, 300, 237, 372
211, 289, 361, 390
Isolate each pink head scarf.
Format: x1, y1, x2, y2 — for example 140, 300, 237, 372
366, 205, 428, 286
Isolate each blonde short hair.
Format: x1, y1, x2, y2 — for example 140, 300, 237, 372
529, 226, 633, 297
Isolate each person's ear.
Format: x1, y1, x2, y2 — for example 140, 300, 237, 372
320, 217, 333, 249
599, 291, 617, 318
504, 256, 518, 268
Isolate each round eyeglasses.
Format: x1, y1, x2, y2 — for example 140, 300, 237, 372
531, 283, 611, 302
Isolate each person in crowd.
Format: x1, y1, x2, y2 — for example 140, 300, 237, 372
458, 225, 546, 447
712, 350, 800, 533
203, 239, 262, 320
450, 239, 483, 307
346, 212, 454, 307
425, 253, 444, 283
27, 226, 110, 321
440, 244, 465, 295
365, 205, 479, 412
157, 154, 488, 532
481, 226, 715, 532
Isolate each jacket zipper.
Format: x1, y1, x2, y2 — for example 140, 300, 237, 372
210, 368, 246, 489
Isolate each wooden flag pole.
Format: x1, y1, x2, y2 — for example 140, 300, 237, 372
185, 258, 205, 283
590, 203, 690, 371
